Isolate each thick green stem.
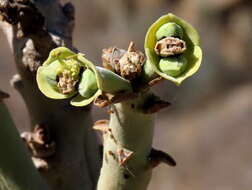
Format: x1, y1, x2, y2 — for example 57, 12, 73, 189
0, 101, 49, 190
97, 94, 154, 190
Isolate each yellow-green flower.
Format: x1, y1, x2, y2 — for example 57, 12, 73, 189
37, 47, 132, 107
144, 13, 202, 85
37, 47, 81, 99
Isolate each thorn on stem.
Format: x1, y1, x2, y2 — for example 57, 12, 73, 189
148, 77, 164, 87
93, 120, 109, 133
10, 74, 24, 90
32, 157, 49, 171
148, 148, 176, 168
0, 90, 9, 100
21, 123, 56, 158
107, 108, 114, 114
142, 95, 171, 114
117, 147, 134, 166
108, 150, 117, 160
94, 92, 138, 108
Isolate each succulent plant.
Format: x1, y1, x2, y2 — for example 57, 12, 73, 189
35, 13, 203, 190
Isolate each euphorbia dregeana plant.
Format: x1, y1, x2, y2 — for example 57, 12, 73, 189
37, 13, 202, 190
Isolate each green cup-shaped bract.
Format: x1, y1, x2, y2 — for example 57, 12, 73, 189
70, 54, 133, 107
37, 47, 132, 107
145, 13, 202, 85
37, 47, 80, 99
159, 55, 187, 77
156, 22, 184, 40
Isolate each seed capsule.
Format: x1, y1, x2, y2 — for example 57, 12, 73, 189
156, 22, 184, 40
159, 55, 187, 77
78, 69, 98, 98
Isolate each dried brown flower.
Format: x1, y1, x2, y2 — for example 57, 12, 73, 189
154, 37, 186, 57
57, 70, 78, 94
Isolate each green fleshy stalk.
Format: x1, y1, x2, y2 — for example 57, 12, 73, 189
97, 93, 154, 190
0, 101, 49, 190
144, 13, 202, 85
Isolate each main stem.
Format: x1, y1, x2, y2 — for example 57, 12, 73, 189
0, 100, 49, 190
97, 94, 155, 190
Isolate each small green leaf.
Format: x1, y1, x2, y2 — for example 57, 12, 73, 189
144, 13, 202, 85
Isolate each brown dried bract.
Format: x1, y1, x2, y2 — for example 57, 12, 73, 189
57, 70, 78, 94
119, 42, 145, 80
102, 47, 126, 73
102, 42, 145, 81
93, 94, 111, 108
154, 37, 186, 57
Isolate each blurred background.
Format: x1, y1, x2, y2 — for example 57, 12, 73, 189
1, 0, 252, 189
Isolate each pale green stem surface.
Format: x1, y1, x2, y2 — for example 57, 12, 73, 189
97, 94, 154, 190
0, 102, 49, 190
